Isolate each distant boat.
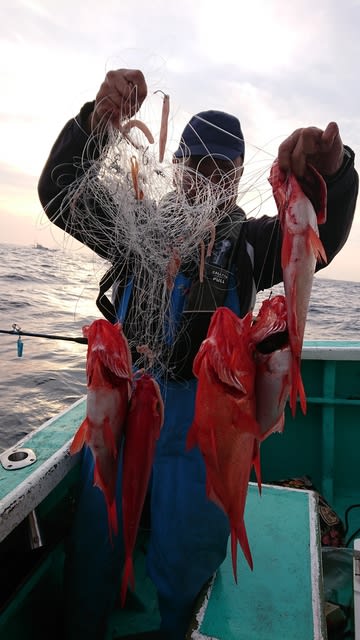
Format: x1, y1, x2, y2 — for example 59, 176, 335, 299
32, 243, 57, 252
32, 242, 49, 251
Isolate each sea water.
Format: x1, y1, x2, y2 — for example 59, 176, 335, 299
0, 242, 359, 451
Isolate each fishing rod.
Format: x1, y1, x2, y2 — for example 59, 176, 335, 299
0, 325, 88, 356
0, 329, 88, 344
0, 326, 87, 357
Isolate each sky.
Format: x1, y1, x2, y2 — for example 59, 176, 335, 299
1, 0, 360, 281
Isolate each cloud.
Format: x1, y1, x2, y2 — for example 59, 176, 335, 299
0, 163, 40, 222
0, 0, 359, 280
0, 162, 37, 192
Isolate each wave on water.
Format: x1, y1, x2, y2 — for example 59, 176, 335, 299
0, 242, 104, 450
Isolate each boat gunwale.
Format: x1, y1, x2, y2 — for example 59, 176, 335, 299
0, 397, 85, 543
303, 341, 360, 360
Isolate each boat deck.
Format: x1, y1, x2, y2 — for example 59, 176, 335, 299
190, 484, 325, 640
0, 484, 326, 640
0, 397, 85, 543
0, 341, 359, 638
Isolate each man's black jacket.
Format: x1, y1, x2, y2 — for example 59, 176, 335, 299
38, 102, 359, 373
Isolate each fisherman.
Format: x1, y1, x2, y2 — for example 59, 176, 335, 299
38, 68, 358, 640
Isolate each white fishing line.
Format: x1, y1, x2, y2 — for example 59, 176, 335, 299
43, 98, 279, 378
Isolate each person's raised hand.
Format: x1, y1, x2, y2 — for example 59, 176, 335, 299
277, 122, 344, 179
88, 68, 148, 132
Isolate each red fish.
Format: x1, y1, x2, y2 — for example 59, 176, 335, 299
252, 295, 291, 439
269, 161, 327, 415
70, 319, 132, 538
187, 306, 262, 581
120, 372, 164, 606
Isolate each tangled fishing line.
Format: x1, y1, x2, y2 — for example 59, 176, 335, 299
46, 90, 277, 379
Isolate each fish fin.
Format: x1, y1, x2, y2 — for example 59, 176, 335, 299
290, 358, 307, 416
260, 413, 285, 441
93, 463, 118, 541
82, 325, 90, 338
231, 528, 238, 583
70, 418, 88, 454
109, 499, 118, 539
120, 555, 135, 608
231, 521, 253, 582
310, 164, 327, 225
207, 349, 246, 392
316, 208, 327, 226
298, 371, 307, 415
192, 342, 208, 378
274, 413, 285, 433
308, 226, 327, 264
210, 427, 220, 471
151, 378, 165, 430
218, 364, 246, 393
252, 441, 262, 495
237, 521, 253, 572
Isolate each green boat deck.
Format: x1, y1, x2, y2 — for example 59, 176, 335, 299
0, 484, 325, 640
191, 485, 324, 640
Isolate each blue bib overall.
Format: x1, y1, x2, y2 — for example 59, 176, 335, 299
64, 274, 240, 640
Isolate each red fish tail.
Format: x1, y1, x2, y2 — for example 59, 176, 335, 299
231, 521, 253, 583
238, 521, 253, 572
120, 555, 135, 607
290, 356, 307, 416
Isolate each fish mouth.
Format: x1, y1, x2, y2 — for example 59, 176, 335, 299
255, 330, 289, 354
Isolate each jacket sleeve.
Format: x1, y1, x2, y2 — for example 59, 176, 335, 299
38, 101, 115, 260
247, 146, 359, 292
